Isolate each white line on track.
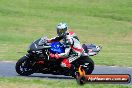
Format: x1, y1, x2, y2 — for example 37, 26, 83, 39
0, 61, 16, 63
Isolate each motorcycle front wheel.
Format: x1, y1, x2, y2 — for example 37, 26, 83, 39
15, 55, 34, 76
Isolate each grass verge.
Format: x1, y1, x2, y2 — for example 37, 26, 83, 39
0, 77, 131, 88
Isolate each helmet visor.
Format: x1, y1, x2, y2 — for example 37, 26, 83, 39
57, 28, 67, 36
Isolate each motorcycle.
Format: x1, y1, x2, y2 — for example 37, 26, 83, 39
15, 36, 101, 78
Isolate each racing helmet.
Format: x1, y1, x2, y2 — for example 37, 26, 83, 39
56, 22, 68, 36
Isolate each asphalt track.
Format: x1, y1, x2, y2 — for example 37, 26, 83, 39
0, 61, 132, 85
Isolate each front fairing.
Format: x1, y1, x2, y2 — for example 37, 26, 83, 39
28, 38, 41, 51
27, 37, 65, 55
28, 38, 50, 52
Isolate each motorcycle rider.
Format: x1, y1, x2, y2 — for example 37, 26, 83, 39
48, 22, 84, 70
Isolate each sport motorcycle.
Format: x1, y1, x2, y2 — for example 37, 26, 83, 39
15, 37, 101, 78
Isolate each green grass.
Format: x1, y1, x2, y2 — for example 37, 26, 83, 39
0, 0, 132, 87
0, 77, 131, 88
0, 0, 132, 66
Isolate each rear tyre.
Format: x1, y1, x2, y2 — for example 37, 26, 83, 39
76, 56, 94, 75
83, 57, 94, 74
15, 56, 33, 76
72, 57, 94, 78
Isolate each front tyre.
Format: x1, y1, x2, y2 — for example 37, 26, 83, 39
15, 55, 33, 76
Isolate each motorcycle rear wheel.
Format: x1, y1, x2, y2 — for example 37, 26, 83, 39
75, 56, 94, 74
83, 57, 94, 74
72, 56, 94, 78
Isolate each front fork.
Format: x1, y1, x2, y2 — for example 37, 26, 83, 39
24, 54, 36, 67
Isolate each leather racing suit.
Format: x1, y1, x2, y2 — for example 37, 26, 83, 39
49, 31, 84, 69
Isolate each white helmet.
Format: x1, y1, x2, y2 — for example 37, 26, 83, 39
56, 22, 68, 36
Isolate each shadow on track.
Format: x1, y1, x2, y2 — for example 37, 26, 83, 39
17, 74, 74, 80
